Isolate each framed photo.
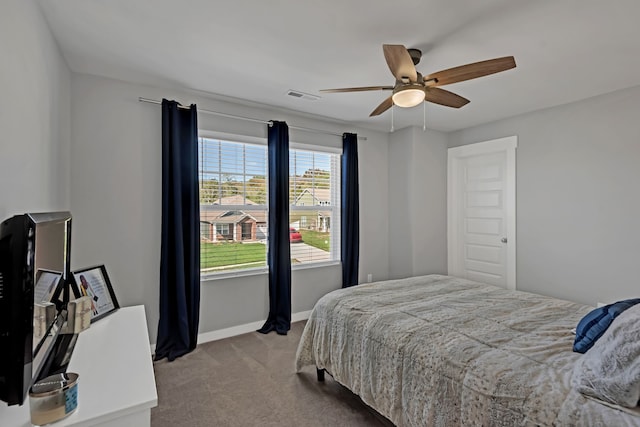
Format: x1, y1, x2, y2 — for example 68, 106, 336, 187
72, 265, 119, 322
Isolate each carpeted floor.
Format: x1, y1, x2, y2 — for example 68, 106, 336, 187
151, 321, 394, 427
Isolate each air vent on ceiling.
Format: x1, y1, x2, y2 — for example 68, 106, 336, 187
286, 90, 320, 101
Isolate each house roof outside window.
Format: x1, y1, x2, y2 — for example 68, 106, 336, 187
293, 188, 331, 206
201, 195, 266, 224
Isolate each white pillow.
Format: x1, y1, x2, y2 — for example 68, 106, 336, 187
573, 304, 640, 408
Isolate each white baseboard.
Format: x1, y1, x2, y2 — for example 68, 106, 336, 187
291, 310, 312, 322
197, 309, 312, 345
151, 310, 312, 353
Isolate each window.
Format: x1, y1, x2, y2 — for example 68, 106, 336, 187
216, 224, 230, 238
199, 137, 268, 275
199, 136, 340, 277
289, 148, 340, 265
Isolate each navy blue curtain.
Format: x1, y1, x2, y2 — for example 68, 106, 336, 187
155, 99, 200, 361
341, 133, 360, 287
258, 121, 292, 335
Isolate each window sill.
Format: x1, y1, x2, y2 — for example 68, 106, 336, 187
292, 260, 340, 271
201, 261, 341, 283
201, 267, 268, 282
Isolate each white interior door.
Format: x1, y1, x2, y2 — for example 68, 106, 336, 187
448, 136, 517, 289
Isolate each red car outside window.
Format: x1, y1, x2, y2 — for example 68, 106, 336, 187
289, 228, 302, 243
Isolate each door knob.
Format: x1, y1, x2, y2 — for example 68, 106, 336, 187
501, 237, 508, 243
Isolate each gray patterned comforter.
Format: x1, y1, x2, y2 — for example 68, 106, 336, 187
295, 275, 640, 426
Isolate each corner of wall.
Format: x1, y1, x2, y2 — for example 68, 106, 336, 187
0, 0, 72, 216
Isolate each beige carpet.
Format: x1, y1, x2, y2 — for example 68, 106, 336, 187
151, 321, 394, 427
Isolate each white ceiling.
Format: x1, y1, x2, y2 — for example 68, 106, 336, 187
37, 0, 640, 133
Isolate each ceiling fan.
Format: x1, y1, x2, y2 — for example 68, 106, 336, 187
320, 44, 516, 117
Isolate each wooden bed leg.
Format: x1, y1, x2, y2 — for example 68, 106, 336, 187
316, 368, 325, 382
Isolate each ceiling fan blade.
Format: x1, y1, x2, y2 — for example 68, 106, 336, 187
383, 44, 418, 82
370, 96, 393, 117
424, 87, 470, 108
320, 86, 393, 93
424, 56, 516, 87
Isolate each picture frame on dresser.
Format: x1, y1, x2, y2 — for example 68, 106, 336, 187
72, 265, 119, 322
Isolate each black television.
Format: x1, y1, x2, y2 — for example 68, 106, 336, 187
0, 212, 72, 406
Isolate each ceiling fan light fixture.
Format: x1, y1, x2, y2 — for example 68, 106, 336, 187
392, 86, 425, 108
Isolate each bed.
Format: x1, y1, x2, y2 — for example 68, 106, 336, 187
295, 274, 640, 426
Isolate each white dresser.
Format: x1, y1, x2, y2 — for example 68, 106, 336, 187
0, 305, 158, 426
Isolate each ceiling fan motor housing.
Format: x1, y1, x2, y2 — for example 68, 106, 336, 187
407, 48, 422, 65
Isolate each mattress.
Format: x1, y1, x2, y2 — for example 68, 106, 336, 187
295, 274, 640, 426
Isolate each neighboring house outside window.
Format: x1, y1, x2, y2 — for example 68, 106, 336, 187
199, 136, 340, 277
201, 202, 267, 242
292, 188, 332, 233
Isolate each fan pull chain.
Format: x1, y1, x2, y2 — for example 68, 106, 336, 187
423, 102, 426, 132
390, 104, 395, 132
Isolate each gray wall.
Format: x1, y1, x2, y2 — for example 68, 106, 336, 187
388, 127, 414, 278
448, 86, 640, 306
69, 73, 390, 342
411, 128, 448, 276
388, 126, 448, 279
0, 0, 70, 218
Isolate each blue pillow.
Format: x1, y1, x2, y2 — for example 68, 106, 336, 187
573, 298, 640, 354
